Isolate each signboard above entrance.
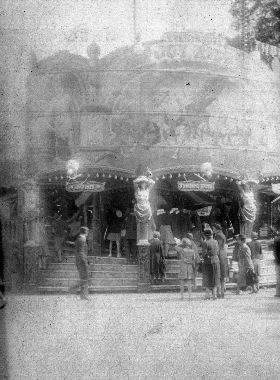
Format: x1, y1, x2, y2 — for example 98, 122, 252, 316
178, 181, 215, 192
272, 183, 280, 194
66, 181, 105, 193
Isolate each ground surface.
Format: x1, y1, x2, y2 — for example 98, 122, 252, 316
1, 289, 280, 380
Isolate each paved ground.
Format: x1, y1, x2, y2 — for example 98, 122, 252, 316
1, 288, 280, 380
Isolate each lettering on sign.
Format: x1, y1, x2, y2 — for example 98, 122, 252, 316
178, 181, 215, 192
66, 181, 105, 193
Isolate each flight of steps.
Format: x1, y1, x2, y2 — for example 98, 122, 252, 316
37, 239, 277, 293
37, 245, 138, 293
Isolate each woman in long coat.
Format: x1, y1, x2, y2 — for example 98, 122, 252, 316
213, 223, 228, 298
233, 234, 254, 294
201, 229, 221, 300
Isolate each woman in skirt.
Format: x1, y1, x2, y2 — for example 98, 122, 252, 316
176, 238, 200, 300
213, 223, 228, 298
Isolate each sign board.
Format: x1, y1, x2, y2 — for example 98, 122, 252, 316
178, 181, 215, 192
272, 183, 280, 194
66, 181, 105, 193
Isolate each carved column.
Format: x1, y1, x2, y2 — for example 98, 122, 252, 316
133, 171, 155, 291
238, 181, 258, 239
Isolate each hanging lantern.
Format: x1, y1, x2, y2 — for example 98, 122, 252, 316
60, 176, 63, 180
178, 173, 181, 177
126, 178, 129, 182
55, 176, 58, 181
162, 175, 165, 179
120, 176, 123, 181
225, 176, 228, 180
169, 174, 172, 179
96, 173, 99, 178
49, 178, 52, 182
230, 178, 233, 182
115, 175, 118, 179
217, 175, 220, 179
109, 174, 112, 178
102, 173, 105, 178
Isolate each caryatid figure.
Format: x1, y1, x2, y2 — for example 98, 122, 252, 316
238, 181, 257, 238
133, 172, 155, 245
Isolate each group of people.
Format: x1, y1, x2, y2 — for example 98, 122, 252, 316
148, 223, 263, 301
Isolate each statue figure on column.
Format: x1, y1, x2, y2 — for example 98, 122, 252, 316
133, 168, 155, 245
238, 180, 257, 238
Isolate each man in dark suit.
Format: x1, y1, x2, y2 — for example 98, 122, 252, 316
123, 207, 137, 264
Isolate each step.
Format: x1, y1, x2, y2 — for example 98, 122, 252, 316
58, 256, 128, 264
39, 270, 138, 280
47, 263, 137, 271
37, 285, 138, 293
40, 277, 138, 287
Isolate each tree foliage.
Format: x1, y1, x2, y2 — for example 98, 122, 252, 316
230, 0, 280, 48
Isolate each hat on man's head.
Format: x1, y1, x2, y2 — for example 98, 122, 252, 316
213, 223, 222, 231
186, 233, 194, 240
251, 232, 258, 239
153, 231, 160, 239
204, 229, 213, 237
181, 238, 192, 248
80, 226, 89, 234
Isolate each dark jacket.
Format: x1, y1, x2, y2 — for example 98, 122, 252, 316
107, 213, 123, 234
124, 213, 137, 240
248, 240, 263, 260
75, 235, 88, 260
149, 238, 163, 256
202, 238, 220, 264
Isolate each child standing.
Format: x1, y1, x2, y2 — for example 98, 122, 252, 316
177, 238, 200, 300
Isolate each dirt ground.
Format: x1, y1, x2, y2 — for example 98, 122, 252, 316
1, 288, 280, 380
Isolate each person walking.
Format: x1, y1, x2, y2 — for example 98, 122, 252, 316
233, 234, 255, 294
176, 238, 200, 300
74, 227, 90, 300
213, 223, 228, 298
150, 231, 165, 281
248, 232, 263, 292
201, 229, 221, 300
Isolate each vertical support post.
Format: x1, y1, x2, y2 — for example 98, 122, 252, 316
133, 170, 155, 292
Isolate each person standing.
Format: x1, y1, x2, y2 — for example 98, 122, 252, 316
213, 223, 228, 298
186, 232, 200, 288
150, 231, 165, 281
248, 232, 263, 292
123, 207, 137, 264
176, 238, 200, 300
106, 209, 123, 258
233, 234, 255, 294
201, 229, 221, 300
74, 227, 90, 300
